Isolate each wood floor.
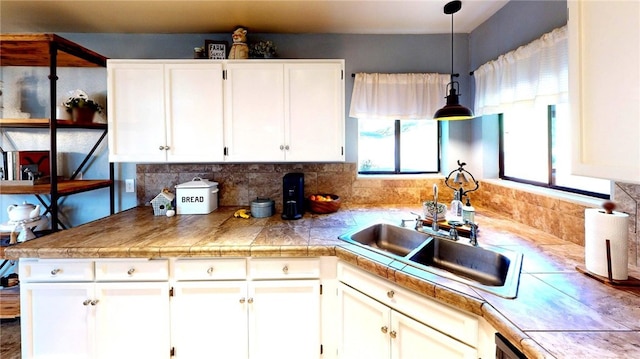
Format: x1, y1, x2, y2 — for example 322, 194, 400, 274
0, 318, 21, 359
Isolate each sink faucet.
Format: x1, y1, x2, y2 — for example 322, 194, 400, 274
409, 212, 423, 231
432, 184, 439, 232
466, 221, 478, 246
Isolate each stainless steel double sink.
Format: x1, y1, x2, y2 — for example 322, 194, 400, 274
338, 222, 523, 298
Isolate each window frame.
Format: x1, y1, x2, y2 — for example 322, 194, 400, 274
357, 119, 441, 175
498, 110, 610, 199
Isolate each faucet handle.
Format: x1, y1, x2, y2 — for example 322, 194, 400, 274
410, 212, 423, 231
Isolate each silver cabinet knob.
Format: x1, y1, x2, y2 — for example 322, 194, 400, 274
50, 268, 61, 275
247, 298, 254, 304
159, 145, 170, 151
83, 299, 91, 306
387, 290, 395, 298
284, 145, 290, 150
389, 330, 397, 339
165, 146, 170, 150
381, 326, 388, 334
282, 265, 289, 274
159, 146, 165, 150
280, 145, 285, 150
127, 268, 135, 276
239, 297, 246, 304
90, 299, 99, 306
207, 267, 214, 275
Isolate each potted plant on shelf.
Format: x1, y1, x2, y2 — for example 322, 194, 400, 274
249, 40, 277, 58
63, 89, 104, 123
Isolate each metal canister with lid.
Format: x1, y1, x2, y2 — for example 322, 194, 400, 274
250, 197, 275, 218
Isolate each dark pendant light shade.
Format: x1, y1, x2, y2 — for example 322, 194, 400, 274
434, 0, 474, 121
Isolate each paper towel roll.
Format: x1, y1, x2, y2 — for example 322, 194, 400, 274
584, 208, 629, 280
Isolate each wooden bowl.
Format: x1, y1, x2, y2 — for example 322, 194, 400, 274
308, 194, 341, 214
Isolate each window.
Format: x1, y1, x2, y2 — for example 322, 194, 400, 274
358, 119, 439, 174
500, 103, 610, 197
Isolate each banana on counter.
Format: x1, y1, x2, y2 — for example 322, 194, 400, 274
233, 209, 251, 219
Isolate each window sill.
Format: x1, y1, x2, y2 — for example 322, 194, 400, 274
481, 178, 605, 208
356, 173, 444, 180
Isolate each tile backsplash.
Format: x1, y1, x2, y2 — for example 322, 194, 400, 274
136, 163, 639, 270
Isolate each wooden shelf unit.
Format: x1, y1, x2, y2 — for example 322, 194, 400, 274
0, 34, 114, 232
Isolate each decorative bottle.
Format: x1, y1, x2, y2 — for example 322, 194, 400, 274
450, 191, 463, 221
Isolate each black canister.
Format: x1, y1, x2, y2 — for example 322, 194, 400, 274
250, 197, 275, 218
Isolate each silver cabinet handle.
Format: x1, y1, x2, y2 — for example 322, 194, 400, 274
389, 330, 397, 339
127, 268, 135, 276
50, 268, 61, 275
207, 267, 214, 275
165, 146, 170, 150
282, 265, 289, 274
387, 290, 395, 298
159, 146, 165, 150
247, 298, 254, 304
280, 145, 285, 150
239, 297, 246, 304
90, 299, 99, 306
83, 299, 91, 306
381, 326, 388, 334
284, 145, 290, 150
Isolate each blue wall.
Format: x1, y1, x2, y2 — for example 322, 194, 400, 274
1, 0, 567, 227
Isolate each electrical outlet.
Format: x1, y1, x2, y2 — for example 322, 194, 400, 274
125, 179, 135, 193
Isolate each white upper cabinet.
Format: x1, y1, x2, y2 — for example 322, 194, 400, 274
285, 62, 345, 162
224, 60, 345, 162
108, 60, 225, 163
109, 59, 345, 164
223, 62, 286, 162
569, 0, 640, 183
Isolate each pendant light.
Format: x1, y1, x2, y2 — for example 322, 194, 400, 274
433, 0, 474, 121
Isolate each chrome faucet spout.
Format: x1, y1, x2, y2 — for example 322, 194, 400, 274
432, 184, 439, 232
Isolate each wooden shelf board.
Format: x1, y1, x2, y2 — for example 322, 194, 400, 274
0, 118, 107, 130
0, 34, 107, 67
0, 180, 113, 196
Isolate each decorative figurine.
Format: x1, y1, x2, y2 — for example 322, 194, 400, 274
228, 27, 249, 59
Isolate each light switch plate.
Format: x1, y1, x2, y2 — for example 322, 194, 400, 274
125, 179, 135, 192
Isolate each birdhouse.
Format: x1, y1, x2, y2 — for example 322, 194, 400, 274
150, 189, 175, 216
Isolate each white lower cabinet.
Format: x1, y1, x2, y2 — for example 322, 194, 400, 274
19, 259, 171, 359
338, 283, 476, 359
337, 262, 495, 359
169, 257, 321, 359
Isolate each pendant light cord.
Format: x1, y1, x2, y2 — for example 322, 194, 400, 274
450, 11, 454, 82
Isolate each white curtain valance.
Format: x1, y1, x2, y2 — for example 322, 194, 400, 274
349, 72, 450, 120
473, 25, 568, 117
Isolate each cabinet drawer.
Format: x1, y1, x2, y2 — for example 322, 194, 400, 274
19, 259, 94, 282
172, 258, 247, 280
338, 262, 479, 347
249, 258, 320, 279
95, 259, 169, 281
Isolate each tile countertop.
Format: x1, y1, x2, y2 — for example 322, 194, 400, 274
5, 205, 640, 358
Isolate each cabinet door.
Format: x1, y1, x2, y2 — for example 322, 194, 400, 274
338, 283, 389, 359
165, 63, 225, 162
224, 62, 285, 161
249, 280, 321, 359
20, 282, 95, 359
94, 282, 170, 359
108, 61, 167, 162
285, 62, 345, 162
171, 281, 249, 359
391, 311, 476, 359
569, 0, 640, 183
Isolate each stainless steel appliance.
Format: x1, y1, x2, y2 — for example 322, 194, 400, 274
282, 173, 304, 220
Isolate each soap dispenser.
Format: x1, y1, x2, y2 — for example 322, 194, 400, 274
462, 197, 475, 224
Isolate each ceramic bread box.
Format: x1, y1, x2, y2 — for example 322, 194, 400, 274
174, 177, 219, 214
